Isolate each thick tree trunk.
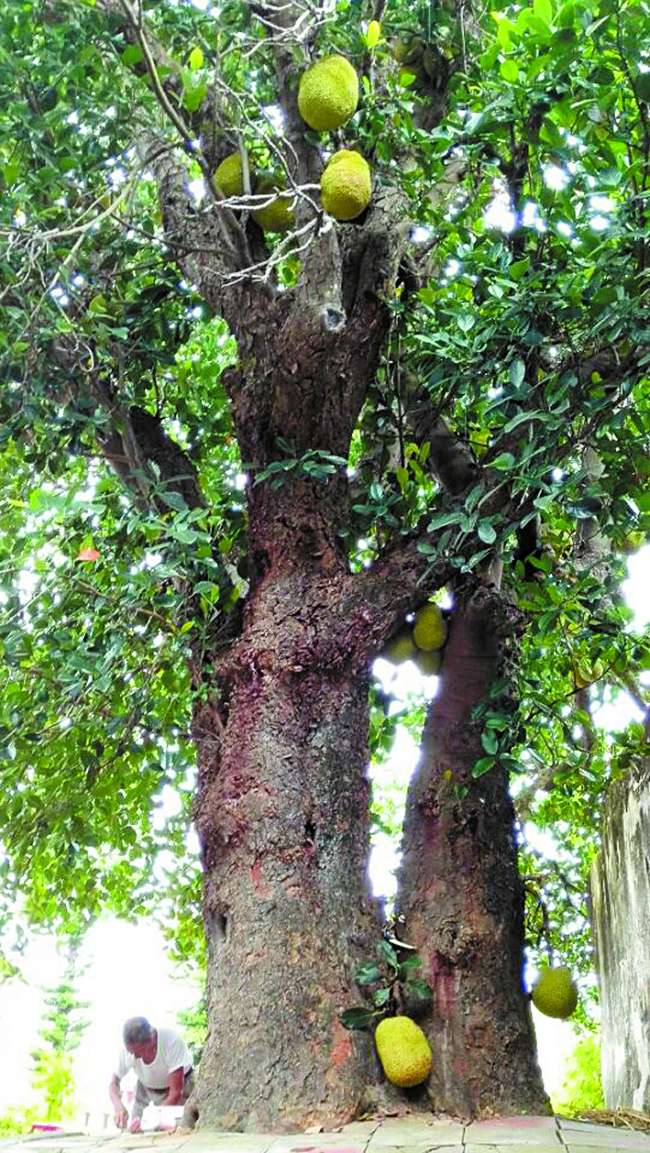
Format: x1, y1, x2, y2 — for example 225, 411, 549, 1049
396, 589, 549, 1118
192, 555, 383, 1131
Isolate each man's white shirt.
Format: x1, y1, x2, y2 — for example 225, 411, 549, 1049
115, 1027, 192, 1088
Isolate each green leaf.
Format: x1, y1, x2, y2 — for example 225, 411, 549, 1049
355, 962, 383, 986
404, 978, 433, 1002
472, 756, 496, 778
159, 492, 188, 512
182, 76, 208, 111
533, 0, 553, 24
478, 521, 497, 544
500, 59, 519, 82
509, 358, 526, 387
371, 987, 391, 1008
491, 453, 516, 470
397, 955, 423, 978
427, 510, 464, 531
365, 20, 382, 48
339, 1007, 376, 1031
188, 47, 205, 71
87, 294, 109, 316
481, 729, 499, 755
194, 581, 220, 601
122, 44, 145, 67
377, 939, 399, 970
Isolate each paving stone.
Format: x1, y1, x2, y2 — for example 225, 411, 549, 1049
464, 1145, 561, 1153
557, 1126, 617, 1135
465, 1120, 560, 1146
561, 1134, 650, 1148
274, 1139, 369, 1146
562, 1146, 650, 1153
366, 1144, 464, 1153
179, 1142, 272, 1153
562, 1140, 650, 1151
368, 1125, 464, 1148
11, 1115, 650, 1153
181, 1139, 273, 1151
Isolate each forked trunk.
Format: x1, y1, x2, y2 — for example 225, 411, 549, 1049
192, 565, 382, 1131
396, 590, 549, 1118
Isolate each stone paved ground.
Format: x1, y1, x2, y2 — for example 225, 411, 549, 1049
3, 1116, 650, 1153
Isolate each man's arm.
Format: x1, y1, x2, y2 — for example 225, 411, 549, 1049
161, 1067, 185, 1106
109, 1074, 128, 1129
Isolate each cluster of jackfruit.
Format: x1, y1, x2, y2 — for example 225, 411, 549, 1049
214, 152, 295, 234
383, 603, 448, 676
297, 55, 372, 223
217, 56, 373, 230
375, 1016, 432, 1087
531, 966, 578, 1020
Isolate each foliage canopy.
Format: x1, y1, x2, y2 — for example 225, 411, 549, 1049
0, 0, 648, 996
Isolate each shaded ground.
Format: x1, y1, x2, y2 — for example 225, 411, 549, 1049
3, 1115, 650, 1153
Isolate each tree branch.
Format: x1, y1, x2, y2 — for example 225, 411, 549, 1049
407, 393, 478, 497
47, 334, 206, 514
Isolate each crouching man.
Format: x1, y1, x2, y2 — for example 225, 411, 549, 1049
109, 1016, 195, 1133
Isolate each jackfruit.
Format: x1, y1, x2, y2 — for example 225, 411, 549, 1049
573, 659, 604, 689
320, 150, 371, 221
214, 152, 248, 198
252, 176, 295, 234
374, 1016, 432, 1087
298, 55, 359, 132
392, 36, 425, 67
383, 629, 417, 664
531, 967, 578, 1019
413, 604, 447, 652
414, 648, 442, 677
622, 531, 646, 553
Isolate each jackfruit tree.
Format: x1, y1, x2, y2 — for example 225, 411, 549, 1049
0, 0, 648, 1133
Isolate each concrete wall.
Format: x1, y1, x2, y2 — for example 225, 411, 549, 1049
591, 761, 650, 1110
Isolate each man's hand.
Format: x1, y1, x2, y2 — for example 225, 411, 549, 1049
161, 1067, 185, 1107
128, 1117, 142, 1134
114, 1106, 128, 1130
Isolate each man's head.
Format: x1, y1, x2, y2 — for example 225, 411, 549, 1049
123, 1016, 156, 1060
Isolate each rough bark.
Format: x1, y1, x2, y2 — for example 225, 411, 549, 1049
192, 564, 383, 1131
396, 588, 549, 1118
591, 759, 650, 1111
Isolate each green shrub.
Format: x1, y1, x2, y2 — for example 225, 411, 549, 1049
552, 1034, 605, 1117
0, 1106, 39, 1136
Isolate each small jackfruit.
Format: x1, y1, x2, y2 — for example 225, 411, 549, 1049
573, 660, 605, 689
531, 967, 578, 1019
392, 36, 425, 67
413, 604, 447, 652
214, 152, 248, 198
375, 1016, 432, 1088
383, 629, 417, 664
252, 176, 295, 234
414, 648, 442, 677
622, 531, 646, 553
321, 150, 371, 221
298, 55, 359, 132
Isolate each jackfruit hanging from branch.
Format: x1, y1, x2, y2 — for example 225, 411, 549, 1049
252, 175, 296, 234
320, 150, 371, 222
298, 55, 359, 132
